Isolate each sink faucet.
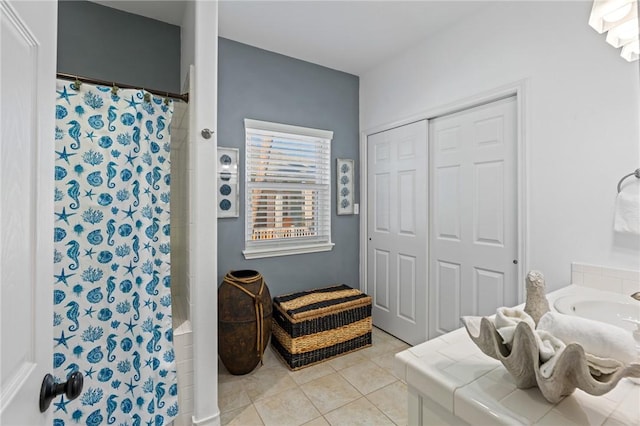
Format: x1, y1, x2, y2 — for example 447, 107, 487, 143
631, 292, 640, 302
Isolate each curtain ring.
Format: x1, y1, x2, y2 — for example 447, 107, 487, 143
111, 83, 119, 96
143, 92, 151, 103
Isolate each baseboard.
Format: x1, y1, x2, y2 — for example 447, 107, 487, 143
192, 411, 220, 426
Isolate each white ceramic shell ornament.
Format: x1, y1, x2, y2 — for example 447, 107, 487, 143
462, 271, 640, 403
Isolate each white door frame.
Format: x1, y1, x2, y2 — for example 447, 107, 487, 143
360, 80, 530, 324
190, 2, 220, 425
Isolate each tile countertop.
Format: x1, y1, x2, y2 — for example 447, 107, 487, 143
393, 285, 640, 426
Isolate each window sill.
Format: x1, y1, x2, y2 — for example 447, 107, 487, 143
242, 242, 335, 259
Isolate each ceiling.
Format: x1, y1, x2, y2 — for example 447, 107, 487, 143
90, 1, 492, 76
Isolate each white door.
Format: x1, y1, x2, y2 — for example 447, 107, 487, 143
429, 97, 517, 337
1, 1, 57, 424
367, 120, 428, 345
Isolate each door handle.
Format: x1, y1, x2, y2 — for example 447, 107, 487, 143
39, 371, 83, 412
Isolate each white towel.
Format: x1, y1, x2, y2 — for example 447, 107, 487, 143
538, 312, 637, 366
585, 353, 623, 376
495, 307, 536, 344
537, 330, 567, 379
494, 308, 566, 378
614, 184, 640, 235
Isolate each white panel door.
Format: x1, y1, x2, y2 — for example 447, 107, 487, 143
367, 120, 428, 345
1, 1, 57, 424
429, 97, 517, 338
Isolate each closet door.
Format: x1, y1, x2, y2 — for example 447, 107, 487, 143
367, 120, 428, 345
429, 97, 518, 338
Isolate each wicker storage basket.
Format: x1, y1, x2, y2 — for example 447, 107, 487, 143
271, 284, 372, 370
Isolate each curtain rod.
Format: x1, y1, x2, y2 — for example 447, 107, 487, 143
56, 72, 189, 103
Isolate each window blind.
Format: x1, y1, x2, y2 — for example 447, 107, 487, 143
244, 119, 333, 258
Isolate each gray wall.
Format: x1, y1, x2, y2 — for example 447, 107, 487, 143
218, 38, 360, 297
57, 0, 181, 93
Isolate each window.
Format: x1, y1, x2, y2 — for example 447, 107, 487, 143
243, 119, 334, 259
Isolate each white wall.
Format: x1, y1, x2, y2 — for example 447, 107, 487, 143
360, 1, 640, 292
180, 0, 195, 92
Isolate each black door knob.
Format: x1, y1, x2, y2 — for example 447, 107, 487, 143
39, 371, 83, 412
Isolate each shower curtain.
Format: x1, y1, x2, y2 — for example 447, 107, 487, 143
53, 80, 178, 425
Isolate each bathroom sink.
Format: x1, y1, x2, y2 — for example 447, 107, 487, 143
554, 292, 640, 332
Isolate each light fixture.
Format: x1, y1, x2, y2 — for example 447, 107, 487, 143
603, 2, 633, 22
589, 0, 639, 61
621, 39, 640, 60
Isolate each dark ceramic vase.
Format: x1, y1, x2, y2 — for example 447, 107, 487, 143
218, 270, 272, 375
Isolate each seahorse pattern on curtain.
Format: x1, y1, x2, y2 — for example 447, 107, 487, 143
53, 80, 178, 425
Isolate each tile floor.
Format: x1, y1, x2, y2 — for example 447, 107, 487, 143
219, 327, 411, 426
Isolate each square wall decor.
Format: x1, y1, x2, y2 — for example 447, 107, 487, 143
217, 147, 239, 218
337, 158, 354, 215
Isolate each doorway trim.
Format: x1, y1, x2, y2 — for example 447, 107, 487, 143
360, 79, 530, 315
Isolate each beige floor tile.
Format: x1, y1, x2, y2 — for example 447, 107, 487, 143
338, 359, 397, 395
370, 350, 397, 372
388, 339, 411, 351
253, 387, 321, 426
219, 380, 252, 413
326, 350, 368, 371
221, 404, 264, 426
262, 345, 288, 369
171, 413, 192, 426
262, 346, 291, 371
302, 416, 330, 426
218, 358, 245, 384
243, 365, 298, 402
301, 373, 361, 414
290, 362, 335, 385
373, 328, 411, 348
372, 327, 398, 343
324, 397, 394, 426
366, 380, 408, 425
218, 328, 409, 426
359, 340, 399, 360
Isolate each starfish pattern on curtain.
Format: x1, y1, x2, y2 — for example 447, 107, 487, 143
52, 80, 178, 426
